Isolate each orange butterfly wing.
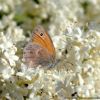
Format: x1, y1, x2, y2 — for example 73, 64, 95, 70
31, 25, 55, 60
23, 25, 55, 67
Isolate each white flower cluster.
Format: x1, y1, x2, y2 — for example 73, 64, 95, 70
64, 25, 100, 98
0, 25, 25, 99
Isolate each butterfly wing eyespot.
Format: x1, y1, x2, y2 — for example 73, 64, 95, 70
40, 32, 43, 36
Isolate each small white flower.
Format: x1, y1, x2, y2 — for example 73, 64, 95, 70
16, 63, 38, 80
2, 66, 15, 79
6, 25, 25, 43
4, 50, 19, 66
78, 74, 84, 86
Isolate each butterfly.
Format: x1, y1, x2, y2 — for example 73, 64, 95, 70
23, 25, 55, 67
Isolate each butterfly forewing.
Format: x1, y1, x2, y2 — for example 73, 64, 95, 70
23, 25, 55, 67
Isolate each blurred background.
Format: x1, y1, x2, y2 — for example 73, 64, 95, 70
0, 0, 100, 34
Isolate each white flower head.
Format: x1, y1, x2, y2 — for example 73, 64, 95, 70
0, 32, 19, 67
1, 66, 15, 79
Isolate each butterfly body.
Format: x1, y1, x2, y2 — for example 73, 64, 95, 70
23, 25, 55, 67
